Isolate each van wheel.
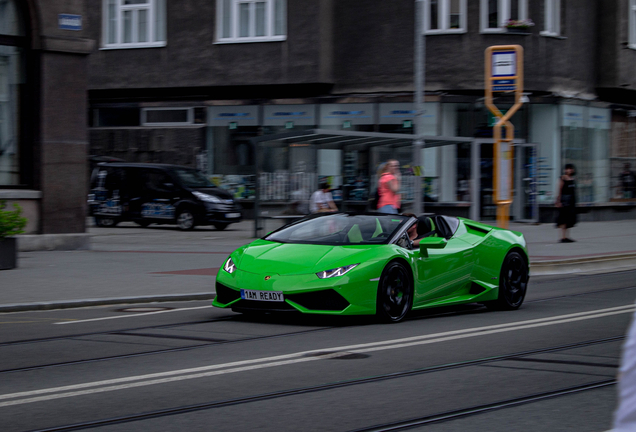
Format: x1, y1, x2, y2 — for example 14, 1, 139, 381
214, 223, 228, 231
95, 217, 118, 227
176, 209, 195, 231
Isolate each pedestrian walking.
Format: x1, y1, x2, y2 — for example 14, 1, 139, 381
556, 163, 577, 243
377, 159, 401, 214
310, 181, 337, 213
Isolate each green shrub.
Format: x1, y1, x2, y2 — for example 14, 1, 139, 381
0, 200, 27, 239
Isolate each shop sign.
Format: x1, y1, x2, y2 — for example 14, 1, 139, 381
263, 104, 316, 126
379, 103, 438, 134
561, 105, 585, 129
208, 106, 259, 127
319, 104, 375, 126
588, 107, 611, 130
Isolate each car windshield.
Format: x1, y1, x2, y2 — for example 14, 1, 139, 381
264, 213, 409, 245
172, 168, 213, 188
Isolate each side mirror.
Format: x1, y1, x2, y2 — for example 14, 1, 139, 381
419, 237, 447, 254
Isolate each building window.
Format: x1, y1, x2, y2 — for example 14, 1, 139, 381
425, 0, 467, 34
541, 0, 560, 36
0, 0, 25, 186
142, 108, 194, 126
102, 0, 166, 49
217, 0, 286, 43
630, 0, 636, 49
480, 0, 528, 32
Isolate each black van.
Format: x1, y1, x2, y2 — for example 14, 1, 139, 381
88, 163, 242, 230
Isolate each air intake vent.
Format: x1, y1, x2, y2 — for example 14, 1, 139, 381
287, 290, 350, 311
215, 282, 241, 304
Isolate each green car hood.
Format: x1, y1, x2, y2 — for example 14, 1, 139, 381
234, 239, 384, 275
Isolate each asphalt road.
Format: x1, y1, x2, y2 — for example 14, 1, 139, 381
2, 271, 636, 431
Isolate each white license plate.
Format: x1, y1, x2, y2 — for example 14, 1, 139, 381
226, 213, 241, 218
240, 289, 284, 302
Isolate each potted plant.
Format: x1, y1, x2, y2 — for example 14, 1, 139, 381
0, 200, 27, 270
505, 18, 535, 33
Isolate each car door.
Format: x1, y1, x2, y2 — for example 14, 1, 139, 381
412, 217, 475, 305
139, 169, 177, 221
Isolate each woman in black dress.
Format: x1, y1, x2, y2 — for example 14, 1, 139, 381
556, 163, 577, 243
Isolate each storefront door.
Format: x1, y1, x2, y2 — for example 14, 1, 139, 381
514, 144, 539, 223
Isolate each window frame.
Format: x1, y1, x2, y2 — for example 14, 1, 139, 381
141, 107, 195, 127
216, 0, 287, 44
630, 0, 636, 49
480, 0, 528, 33
101, 0, 167, 50
424, 0, 467, 35
541, 0, 561, 37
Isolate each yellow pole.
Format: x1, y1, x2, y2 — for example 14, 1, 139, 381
485, 45, 524, 229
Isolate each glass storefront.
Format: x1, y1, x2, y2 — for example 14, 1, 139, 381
0, 0, 25, 185
561, 105, 611, 204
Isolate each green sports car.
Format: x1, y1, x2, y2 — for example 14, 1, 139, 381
213, 212, 529, 322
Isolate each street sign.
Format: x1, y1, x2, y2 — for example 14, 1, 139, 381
58, 14, 82, 31
491, 51, 517, 92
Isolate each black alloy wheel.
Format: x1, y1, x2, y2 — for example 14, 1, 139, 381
95, 217, 118, 227
176, 209, 195, 231
377, 261, 413, 323
214, 223, 228, 231
488, 251, 529, 310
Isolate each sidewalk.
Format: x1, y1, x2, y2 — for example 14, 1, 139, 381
1, 218, 635, 312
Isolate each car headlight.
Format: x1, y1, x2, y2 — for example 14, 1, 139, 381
193, 191, 222, 203
223, 257, 236, 274
316, 263, 359, 279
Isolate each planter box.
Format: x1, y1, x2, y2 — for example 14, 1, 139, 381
0, 237, 17, 270
506, 27, 530, 33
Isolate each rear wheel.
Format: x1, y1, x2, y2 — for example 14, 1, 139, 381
214, 223, 229, 231
95, 217, 118, 227
487, 251, 529, 310
376, 261, 413, 323
176, 209, 195, 231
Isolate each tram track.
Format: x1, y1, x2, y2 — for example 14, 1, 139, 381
2, 282, 635, 375
21, 336, 623, 432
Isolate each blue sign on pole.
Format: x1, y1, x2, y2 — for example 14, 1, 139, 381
59, 14, 82, 31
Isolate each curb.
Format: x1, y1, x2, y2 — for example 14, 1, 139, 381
530, 252, 636, 276
18, 233, 91, 252
0, 293, 215, 313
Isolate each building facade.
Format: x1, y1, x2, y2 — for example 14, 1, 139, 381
0, 0, 92, 235
86, 0, 636, 222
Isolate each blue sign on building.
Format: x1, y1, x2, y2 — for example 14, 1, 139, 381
58, 14, 82, 31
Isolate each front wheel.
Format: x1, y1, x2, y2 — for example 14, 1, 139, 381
176, 209, 195, 231
376, 261, 413, 323
487, 251, 529, 310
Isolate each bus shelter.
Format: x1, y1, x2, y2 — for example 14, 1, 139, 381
250, 129, 476, 237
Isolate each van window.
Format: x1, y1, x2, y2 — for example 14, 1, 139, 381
145, 170, 175, 193
172, 168, 212, 188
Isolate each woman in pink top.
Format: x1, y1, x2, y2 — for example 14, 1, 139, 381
377, 159, 401, 214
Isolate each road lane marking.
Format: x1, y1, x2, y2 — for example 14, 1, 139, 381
53, 306, 214, 325
3, 304, 633, 407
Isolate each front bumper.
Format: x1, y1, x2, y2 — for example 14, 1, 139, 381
213, 266, 379, 315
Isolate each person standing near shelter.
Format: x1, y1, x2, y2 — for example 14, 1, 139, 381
555, 163, 577, 243
310, 181, 337, 213
377, 159, 401, 214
